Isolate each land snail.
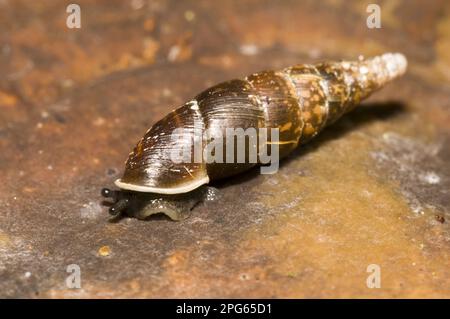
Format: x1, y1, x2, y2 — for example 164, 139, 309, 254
102, 53, 407, 221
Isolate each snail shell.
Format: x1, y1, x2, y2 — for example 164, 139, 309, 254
115, 53, 407, 193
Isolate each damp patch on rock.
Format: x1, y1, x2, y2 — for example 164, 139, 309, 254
370, 132, 449, 217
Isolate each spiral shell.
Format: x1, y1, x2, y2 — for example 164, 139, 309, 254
115, 53, 407, 194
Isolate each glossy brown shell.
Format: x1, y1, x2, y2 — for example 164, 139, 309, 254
115, 53, 407, 194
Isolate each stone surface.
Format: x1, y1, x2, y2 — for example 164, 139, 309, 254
0, 0, 449, 298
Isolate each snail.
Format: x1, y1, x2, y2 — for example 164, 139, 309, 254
102, 52, 407, 220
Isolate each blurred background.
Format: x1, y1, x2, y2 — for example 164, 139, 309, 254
0, 0, 449, 298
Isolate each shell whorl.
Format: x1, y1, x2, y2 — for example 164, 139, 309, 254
246, 52, 408, 153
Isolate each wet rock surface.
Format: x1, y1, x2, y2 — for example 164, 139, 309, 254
0, 0, 449, 298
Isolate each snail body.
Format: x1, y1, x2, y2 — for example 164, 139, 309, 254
102, 53, 407, 220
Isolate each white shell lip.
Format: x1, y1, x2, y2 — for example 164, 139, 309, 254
114, 176, 210, 194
